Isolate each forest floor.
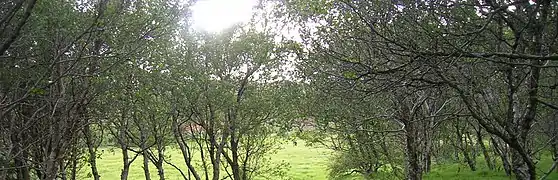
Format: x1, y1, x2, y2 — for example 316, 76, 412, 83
86, 142, 558, 180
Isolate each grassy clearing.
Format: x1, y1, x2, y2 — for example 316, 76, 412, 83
82, 142, 336, 180
86, 143, 558, 180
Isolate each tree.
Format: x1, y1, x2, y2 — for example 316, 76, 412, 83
268, 0, 558, 179
1, 0, 186, 179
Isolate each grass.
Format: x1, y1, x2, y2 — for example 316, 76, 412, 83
81, 142, 336, 180
424, 154, 558, 180
83, 143, 558, 180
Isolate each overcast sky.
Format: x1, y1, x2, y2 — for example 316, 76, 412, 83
190, 0, 258, 32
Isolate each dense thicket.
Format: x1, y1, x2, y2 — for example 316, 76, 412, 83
267, 0, 558, 179
1, 0, 558, 180
0, 0, 298, 180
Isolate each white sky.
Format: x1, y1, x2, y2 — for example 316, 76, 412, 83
188, 0, 300, 82
190, 0, 258, 32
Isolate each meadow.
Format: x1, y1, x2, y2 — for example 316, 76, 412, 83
82, 142, 333, 180
84, 142, 558, 180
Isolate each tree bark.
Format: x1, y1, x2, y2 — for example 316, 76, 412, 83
70, 149, 77, 180
404, 123, 421, 180
10, 131, 30, 180
83, 124, 100, 180
43, 150, 60, 180
475, 128, 494, 170
172, 117, 201, 180
229, 111, 241, 180
154, 133, 165, 180
455, 122, 476, 171
120, 148, 130, 180
141, 132, 151, 180
59, 161, 67, 180
0, 0, 38, 55
491, 137, 511, 176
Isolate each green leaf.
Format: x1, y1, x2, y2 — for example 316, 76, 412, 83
343, 71, 357, 79
30, 88, 46, 95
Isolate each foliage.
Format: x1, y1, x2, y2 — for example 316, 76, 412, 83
2, 0, 558, 180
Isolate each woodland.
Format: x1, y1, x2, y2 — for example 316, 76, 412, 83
1, 0, 558, 180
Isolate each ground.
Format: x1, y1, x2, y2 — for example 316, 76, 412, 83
83, 143, 558, 180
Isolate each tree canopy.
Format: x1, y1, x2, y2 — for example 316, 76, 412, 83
1, 0, 558, 180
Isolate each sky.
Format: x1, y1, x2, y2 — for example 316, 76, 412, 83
188, 0, 299, 82
190, 0, 259, 32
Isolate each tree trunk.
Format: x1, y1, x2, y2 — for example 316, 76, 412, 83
156, 159, 165, 180
155, 141, 165, 180
33, 148, 43, 179
172, 118, 201, 180
475, 128, 494, 170
455, 122, 475, 171
510, 1, 549, 179
211, 132, 228, 180
230, 137, 241, 180
118, 110, 131, 180
70, 149, 77, 180
491, 137, 511, 176
404, 122, 421, 180
207, 103, 227, 180
421, 119, 433, 173
120, 147, 130, 180
43, 150, 60, 180
141, 134, 151, 180
229, 113, 241, 180
11, 131, 30, 180
462, 142, 476, 171
83, 124, 100, 180
60, 161, 67, 180
510, 152, 527, 180
554, 136, 558, 173
509, 135, 536, 180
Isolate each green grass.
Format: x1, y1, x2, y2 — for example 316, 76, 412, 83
270, 143, 332, 180
83, 142, 337, 180
424, 154, 558, 180
85, 144, 558, 180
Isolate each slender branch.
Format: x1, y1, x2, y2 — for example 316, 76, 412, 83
163, 158, 189, 180
418, 51, 558, 61
0, 0, 38, 55
537, 99, 558, 111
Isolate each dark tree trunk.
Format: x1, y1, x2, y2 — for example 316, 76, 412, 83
511, 150, 531, 180
462, 139, 476, 171
172, 118, 201, 180
229, 115, 241, 180
404, 122, 421, 180
117, 110, 131, 180
33, 148, 43, 179
491, 137, 511, 176
11, 131, 30, 180
120, 147, 131, 180
44, 150, 61, 180
59, 161, 67, 180
211, 132, 228, 180
554, 135, 558, 173
455, 122, 475, 171
230, 138, 241, 180
207, 103, 227, 180
475, 128, 494, 170
509, 135, 536, 180
421, 119, 433, 173
156, 158, 165, 180
155, 140, 165, 180
141, 133, 151, 180
70, 149, 77, 180
83, 124, 100, 180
